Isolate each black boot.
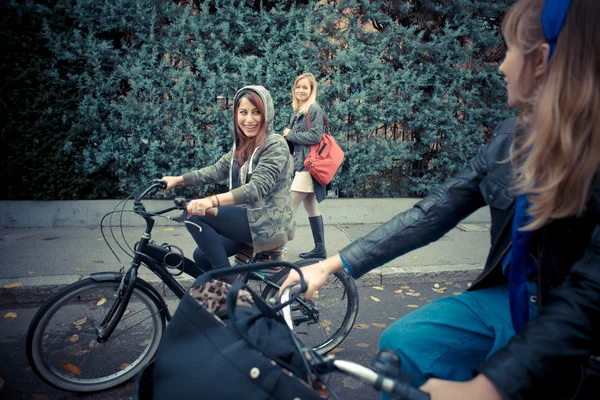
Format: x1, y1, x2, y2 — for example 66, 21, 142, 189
299, 215, 327, 259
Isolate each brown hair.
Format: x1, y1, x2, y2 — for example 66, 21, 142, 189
292, 72, 318, 115
233, 91, 266, 167
504, 0, 600, 230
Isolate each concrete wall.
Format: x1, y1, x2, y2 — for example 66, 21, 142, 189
0, 198, 490, 228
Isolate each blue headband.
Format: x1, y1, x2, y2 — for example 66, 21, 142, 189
542, 0, 573, 58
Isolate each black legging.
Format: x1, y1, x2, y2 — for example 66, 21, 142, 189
185, 205, 252, 273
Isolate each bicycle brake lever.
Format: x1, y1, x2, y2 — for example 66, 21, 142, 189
170, 210, 189, 223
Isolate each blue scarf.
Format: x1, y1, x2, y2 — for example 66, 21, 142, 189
508, 194, 536, 332
508, 0, 574, 334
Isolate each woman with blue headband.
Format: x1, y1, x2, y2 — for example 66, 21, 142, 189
281, 0, 600, 398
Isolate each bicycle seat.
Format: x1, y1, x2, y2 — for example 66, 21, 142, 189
234, 243, 288, 276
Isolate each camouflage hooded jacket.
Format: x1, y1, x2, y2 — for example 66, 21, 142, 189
182, 85, 295, 253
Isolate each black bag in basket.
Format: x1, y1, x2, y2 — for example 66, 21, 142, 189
133, 262, 327, 400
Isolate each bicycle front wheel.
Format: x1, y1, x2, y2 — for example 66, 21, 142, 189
261, 258, 359, 355
26, 277, 165, 392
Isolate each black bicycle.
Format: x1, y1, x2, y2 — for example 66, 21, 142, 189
25, 180, 359, 393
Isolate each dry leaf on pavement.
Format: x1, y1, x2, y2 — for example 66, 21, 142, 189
434, 283, 440, 288
60, 361, 81, 375
370, 296, 381, 303
388, 317, 397, 321
3, 282, 22, 289
356, 343, 370, 348
406, 305, 419, 308
394, 289, 403, 294
96, 298, 106, 306
354, 323, 370, 329
432, 287, 447, 293
4, 312, 17, 319
406, 292, 421, 297
372, 286, 384, 291
371, 323, 386, 328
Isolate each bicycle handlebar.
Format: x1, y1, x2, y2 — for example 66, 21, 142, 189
134, 180, 218, 219
331, 359, 430, 400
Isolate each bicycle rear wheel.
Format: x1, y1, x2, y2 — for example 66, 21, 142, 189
261, 258, 359, 355
26, 277, 165, 392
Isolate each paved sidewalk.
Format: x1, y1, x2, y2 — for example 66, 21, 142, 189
0, 199, 492, 304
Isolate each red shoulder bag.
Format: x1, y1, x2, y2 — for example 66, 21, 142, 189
303, 112, 344, 186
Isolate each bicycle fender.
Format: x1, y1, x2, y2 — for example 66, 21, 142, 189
88, 272, 172, 321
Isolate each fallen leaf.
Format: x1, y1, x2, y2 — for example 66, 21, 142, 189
313, 290, 320, 299
406, 305, 419, 308
433, 283, 440, 288
97, 238, 105, 241
388, 317, 397, 321
96, 298, 106, 306
3, 282, 22, 289
60, 361, 81, 375
69, 334, 79, 343
329, 348, 344, 354
124, 310, 131, 316
354, 323, 370, 329
319, 320, 332, 328
4, 312, 17, 319
139, 339, 150, 347
412, 256, 418, 259
73, 317, 87, 326
89, 339, 101, 349
0, 377, 4, 390
356, 343, 370, 348
400, 285, 410, 289
406, 292, 421, 297
28, 271, 36, 276
74, 268, 88, 272
125, 381, 136, 392
370, 296, 381, 303
371, 323, 386, 328
372, 286, 384, 291
467, 282, 472, 287
452, 292, 462, 295
120, 363, 130, 370
432, 287, 447, 293
408, 289, 415, 292
75, 326, 81, 331
163, 228, 174, 231
393, 289, 403, 294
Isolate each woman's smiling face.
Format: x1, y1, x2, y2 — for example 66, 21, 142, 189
294, 78, 311, 105
236, 97, 262, 138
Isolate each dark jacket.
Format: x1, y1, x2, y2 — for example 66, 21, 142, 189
285, 103, 327, 202
339, 118, 600, 399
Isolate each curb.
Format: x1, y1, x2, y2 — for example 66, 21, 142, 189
0, 266, 482, 307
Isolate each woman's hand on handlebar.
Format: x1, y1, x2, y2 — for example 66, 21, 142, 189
279, 256, 344, 299
161, 176, 184, 191
187, 198, 217, 217
420, 374, 502, 400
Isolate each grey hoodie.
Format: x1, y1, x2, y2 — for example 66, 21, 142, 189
182, 85, 295, 252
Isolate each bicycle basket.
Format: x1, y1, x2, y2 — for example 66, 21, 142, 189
134, 263, 328, 400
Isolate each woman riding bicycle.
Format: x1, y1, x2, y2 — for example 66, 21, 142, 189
282, 0, 600, 398
162, 85, 295, 281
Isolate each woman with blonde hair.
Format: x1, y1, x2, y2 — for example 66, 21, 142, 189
283, 72, 329, 259
282, 0, 600, 398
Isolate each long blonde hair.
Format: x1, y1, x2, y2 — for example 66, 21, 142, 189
292, 72, 318, 115
504, 0, 600, 230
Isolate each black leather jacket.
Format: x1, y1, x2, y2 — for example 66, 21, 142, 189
339, 118, 600, 398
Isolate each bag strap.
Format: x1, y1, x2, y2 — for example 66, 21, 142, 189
306, 110, 330, 134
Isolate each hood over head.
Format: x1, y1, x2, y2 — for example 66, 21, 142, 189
232, 85, 275, 144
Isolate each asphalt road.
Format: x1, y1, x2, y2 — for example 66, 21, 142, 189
0, 281, 470, 400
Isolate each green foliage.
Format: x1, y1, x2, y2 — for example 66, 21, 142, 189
1, 0, 514, 199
